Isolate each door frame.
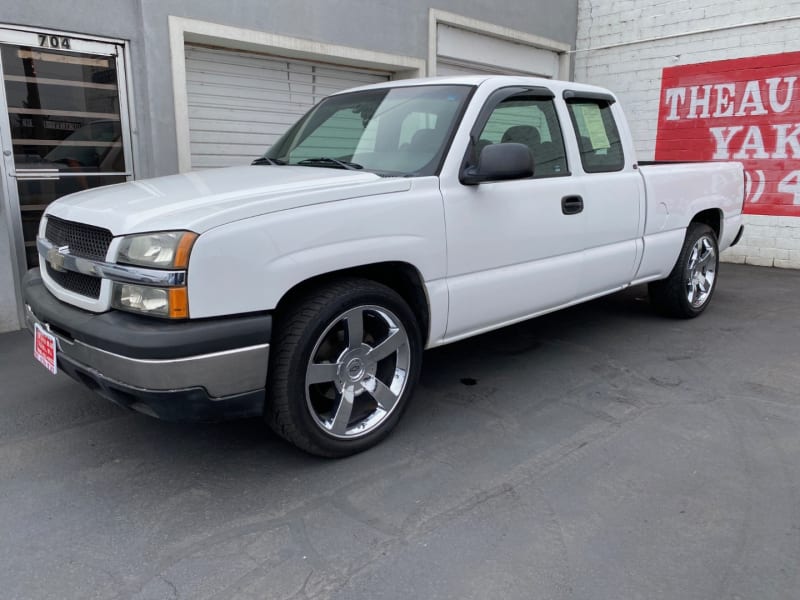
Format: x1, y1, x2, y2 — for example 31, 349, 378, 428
0, 24, 135, 326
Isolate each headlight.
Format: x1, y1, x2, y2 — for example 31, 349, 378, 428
117, 231, 197, 268
112, 283, 189, 319
113, 230, 196, 319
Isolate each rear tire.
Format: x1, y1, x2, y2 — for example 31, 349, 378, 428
649, 223, 719, 318
266, 278, 423, 457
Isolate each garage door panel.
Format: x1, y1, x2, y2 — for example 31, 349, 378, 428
188, 107, 307, 126
190, 130, 285, 146
436, 24, 561, 79
312, 70, 388, 86
186, 51, 298, 76
187, 88, 313, 112
191, 141, 268, 156
189, 116, 299, 135
190, 124, 296, 137
186, 71, 319, 96
185, 46, 390, 169
190, 73, 376, 101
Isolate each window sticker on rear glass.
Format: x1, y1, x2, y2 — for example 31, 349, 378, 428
578, 104, 611, 150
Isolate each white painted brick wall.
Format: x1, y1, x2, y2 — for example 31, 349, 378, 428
575, 0, 800, 268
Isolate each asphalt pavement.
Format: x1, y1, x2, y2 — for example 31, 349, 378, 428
1, 263, 799, 600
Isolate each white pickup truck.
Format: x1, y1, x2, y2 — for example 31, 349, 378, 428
24, 76, 745, 456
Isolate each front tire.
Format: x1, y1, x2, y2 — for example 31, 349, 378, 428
267, 278, 423, 457
649, 223, 719, 318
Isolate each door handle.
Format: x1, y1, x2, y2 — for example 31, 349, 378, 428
561, 195, 584, 215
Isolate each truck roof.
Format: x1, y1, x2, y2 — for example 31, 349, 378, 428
337, 75, 617, 101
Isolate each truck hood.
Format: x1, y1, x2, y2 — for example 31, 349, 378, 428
45, 166, 412, 235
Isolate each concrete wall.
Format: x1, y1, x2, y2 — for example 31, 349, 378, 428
0, 211, 20, 331
575, 0, 800, 268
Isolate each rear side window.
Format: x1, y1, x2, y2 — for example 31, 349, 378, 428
567, 100, 624, 173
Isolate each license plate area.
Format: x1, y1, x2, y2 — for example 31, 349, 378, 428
34, 323, 58, 375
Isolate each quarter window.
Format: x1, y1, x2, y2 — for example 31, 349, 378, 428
567, 100, 624, 173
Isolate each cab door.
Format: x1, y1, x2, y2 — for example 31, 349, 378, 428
563, 93, 644, 297
440, 87, 585, 341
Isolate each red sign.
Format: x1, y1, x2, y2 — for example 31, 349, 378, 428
655, 52, 800, 217
34, 323, 58, 375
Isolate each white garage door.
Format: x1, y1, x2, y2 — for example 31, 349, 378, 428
185, 46, 391, 169
436, 24, 561, 79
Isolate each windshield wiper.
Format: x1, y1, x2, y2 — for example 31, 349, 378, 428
251, 157, 286, 165
296, 157, 363, 170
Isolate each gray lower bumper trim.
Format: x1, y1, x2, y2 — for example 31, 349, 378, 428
26, 305, 269, 398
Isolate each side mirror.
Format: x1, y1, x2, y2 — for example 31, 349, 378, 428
460, 142, 534, 185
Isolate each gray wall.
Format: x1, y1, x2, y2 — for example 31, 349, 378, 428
0, 211, 19, 330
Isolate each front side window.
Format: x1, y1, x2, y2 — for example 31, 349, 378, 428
264, 85, 473, 176
567, 100, 624, 173
475, 94, 568, 178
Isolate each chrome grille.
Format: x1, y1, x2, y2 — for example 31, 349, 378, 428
45, 216, 112, 261
45, 264, 102, 299
44, 216, 111, 299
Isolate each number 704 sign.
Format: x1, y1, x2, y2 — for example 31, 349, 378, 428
38, 34, 71, 49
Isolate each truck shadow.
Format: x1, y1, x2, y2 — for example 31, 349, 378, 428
13, 281, 682, 480
115, 283, 663, 462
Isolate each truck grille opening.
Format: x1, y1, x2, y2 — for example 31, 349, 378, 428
45, 216, 113, 262
44, 216, 111, 300
45, 264, 102, 299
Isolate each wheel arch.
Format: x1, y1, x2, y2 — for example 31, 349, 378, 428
690, 208, 722, 239
274, 261, 432, 345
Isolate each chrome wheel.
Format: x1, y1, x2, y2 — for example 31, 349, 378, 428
649, 223, 719, 319
305, 305, 411, 439
686, 235, 717, 308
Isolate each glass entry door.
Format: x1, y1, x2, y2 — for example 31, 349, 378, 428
0, 28, 133, 272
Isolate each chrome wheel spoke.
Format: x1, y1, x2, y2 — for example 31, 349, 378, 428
344, 308, 364, 351
687, 246, 699, 270
685, 235, 717, 308
366, 328, 402, 363
329, 385, 355, 435
365, 376, 400, 412
305, 304, 412, 440
306, 362, 339, 385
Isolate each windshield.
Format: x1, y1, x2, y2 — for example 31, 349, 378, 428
263, 85, 473, 176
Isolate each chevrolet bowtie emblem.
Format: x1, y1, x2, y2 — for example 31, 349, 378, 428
47, 245, 69, 272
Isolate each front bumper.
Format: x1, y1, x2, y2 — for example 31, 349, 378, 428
23, 269, 271, 422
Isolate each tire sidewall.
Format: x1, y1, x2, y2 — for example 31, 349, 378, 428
276, 282, 423, 456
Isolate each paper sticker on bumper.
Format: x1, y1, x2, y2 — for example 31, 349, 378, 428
34, 323, 58, 375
